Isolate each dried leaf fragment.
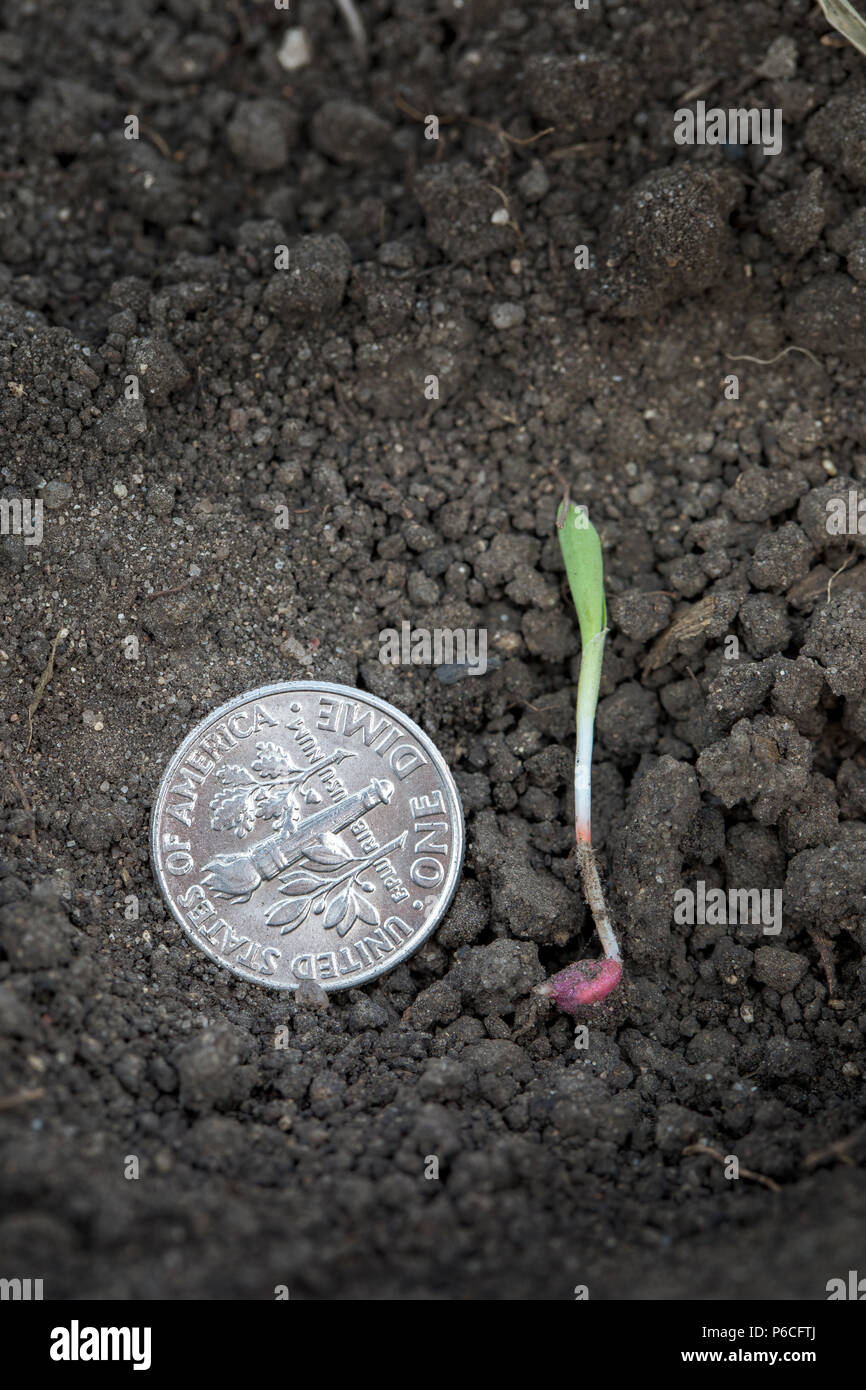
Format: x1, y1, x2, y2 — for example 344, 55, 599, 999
26, 626, 69, 751
642, 596, 718, 675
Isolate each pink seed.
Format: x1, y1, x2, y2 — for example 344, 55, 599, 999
536, 957, 622, 1013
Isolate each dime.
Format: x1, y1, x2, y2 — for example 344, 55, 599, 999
151, 682, 464, 991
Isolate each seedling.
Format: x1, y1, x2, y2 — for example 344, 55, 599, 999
817, 0, 866, 55
534, 502, 622, 1013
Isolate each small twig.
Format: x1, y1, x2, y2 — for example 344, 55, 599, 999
479, 394, 518, 425
4, 761, 37, 846
26, 626, 68, 752
395, 263, 449, 281
727, 345, 823, 369
139, 123, 173, 161
809, 928, 841, 1002
685, 665, 703, 692
678, 76, 722, 103
548, 141, 610, 161
682, 1143, 782, 1193
143, 581, 193, 600
803, 1134, 859, 1170
0, 1087, 45, 1112
336, 0, 368, 62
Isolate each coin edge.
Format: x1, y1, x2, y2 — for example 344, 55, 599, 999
150, 680, 466, 991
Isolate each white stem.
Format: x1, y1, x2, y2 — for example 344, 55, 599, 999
575, 710, 594, 839
574, 628, 606, 838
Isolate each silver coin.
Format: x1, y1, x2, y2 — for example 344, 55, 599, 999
151, 681, 464, 991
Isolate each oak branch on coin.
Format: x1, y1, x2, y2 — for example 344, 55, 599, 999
534, 503, 623, 1014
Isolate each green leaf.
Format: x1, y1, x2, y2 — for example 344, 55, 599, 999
817, 0, 866, 55
557, 502, 607, 647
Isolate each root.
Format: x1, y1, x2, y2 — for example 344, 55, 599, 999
683, 1143, 781, 1193
726, 345, 822, 369
826, 556, 854, 604
803, 1134, 859, 1170
576, 839, 621, 963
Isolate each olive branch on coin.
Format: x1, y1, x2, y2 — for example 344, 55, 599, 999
265, 829, 408, 935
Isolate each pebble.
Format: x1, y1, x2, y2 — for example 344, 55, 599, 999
517, 162, 550, 203
0, 983, 35, 1037
756, 945, 811, 989
126, 336, 189, 405
227, 99, 293, 173
628, 480, 655, 506
146, 481, 175, 515
757, 36, 797, 82
174, 1027, 251, 1112
263, 233, 352, 322
490, 301, 525, 330
277, 27, 313, 72
310, 99, 392, 166
94, 396, 147, 454
40, 480, 72, 510
0, 900, 71, 970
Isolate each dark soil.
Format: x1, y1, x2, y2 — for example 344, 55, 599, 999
1, 0, 866, 1301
